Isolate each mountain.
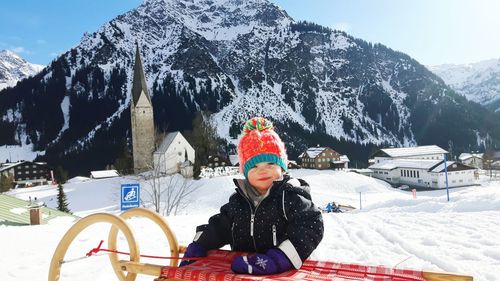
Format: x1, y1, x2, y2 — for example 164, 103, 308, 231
428, 58, 500, 112
0, 0, 499, 174
0, 50, 44, 91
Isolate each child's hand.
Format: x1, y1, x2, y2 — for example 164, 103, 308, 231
179, 242, 207, 266
231, 248, 292, 275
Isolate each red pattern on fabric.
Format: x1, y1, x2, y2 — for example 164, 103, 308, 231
160, 250, 425, 281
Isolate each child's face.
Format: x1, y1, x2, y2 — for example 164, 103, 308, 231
247, 162, 283, 194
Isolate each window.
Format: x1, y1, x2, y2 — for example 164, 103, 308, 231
417, 171, 420, 178
318, 164, 322, 168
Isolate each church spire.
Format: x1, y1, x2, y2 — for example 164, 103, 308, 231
131, 42, 151, 106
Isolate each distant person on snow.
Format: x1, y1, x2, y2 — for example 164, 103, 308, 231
180, 117, 324, 275
325, 202, 333, 213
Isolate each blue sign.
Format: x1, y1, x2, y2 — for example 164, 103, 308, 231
121, 184, 140, 211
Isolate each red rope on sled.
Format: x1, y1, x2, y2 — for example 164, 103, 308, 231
85, 240, 226, 262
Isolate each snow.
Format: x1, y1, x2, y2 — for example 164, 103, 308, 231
1, 169, 499, 280
0, 143, 45, 162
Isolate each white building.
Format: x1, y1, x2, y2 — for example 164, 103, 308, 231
370, 145, 448, 164
153, 132, 195, 176
370, 159, 476, 189
458, 153, 484, 169
369, 145, 477, 189
90, 170, 119, 179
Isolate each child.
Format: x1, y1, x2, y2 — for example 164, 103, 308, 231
181, 117, 324, 275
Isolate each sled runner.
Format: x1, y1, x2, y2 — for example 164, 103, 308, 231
48, 208, 473, 281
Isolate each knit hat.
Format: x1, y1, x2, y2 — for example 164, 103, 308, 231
238, 117, 288, 178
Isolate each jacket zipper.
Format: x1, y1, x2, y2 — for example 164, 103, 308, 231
238, 190, 260, 251
272, 225, 277, 246
231, 222, 235, 250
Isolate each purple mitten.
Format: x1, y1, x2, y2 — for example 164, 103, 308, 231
179, 242, 207, 267
231, 248, 293, 275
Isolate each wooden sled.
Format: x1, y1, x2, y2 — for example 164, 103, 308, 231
48, 207, 473, 281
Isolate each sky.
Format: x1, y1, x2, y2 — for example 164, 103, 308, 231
1, 0, 500, 66
2, 169, 499, 280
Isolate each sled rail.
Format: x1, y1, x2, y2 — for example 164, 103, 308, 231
48, 207, 473, 281
117, 260, 473, 281
422, 271, 473, 281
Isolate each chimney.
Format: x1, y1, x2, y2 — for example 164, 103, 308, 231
28, 197, 43, 225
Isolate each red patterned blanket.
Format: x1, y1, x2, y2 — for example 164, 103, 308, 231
159, 250, 425, 281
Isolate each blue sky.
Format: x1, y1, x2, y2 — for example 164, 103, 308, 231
1, 0, 499, 66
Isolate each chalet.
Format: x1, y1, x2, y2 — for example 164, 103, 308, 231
299, 147, 348, 170
0, 161, 50, 188
153, 131, 195, 177
369, 159, 476, 189
458, 153, 484, 169
287, 160, 300, 169
370, 145, 448, 164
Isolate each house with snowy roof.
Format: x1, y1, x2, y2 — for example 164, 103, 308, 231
153, 131, 195, 177
369, 145, 476, 189
458, 153, 484, 169
299, 146, 349, 170
369, 159, 476, 189
0, 160, 50, 188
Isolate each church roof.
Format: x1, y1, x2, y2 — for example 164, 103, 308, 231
131, 44, 152, 106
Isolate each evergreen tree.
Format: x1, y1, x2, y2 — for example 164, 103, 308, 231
0, 174, 13, 192
56, 184, 71, 213
113, 142, 133, 175
184, 111, 219, 178
54, 166, 68, 184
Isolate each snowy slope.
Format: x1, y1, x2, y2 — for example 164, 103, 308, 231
0, 50, 44, 90
428, 58, 500, 111
2, 169, 499, 281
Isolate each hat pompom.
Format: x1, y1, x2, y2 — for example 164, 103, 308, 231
243, 117, 273, 135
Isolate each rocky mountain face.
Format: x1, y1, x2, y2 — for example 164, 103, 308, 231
0, 0, 499, 174
0, 50, 44, 90
428, 59, 500, 112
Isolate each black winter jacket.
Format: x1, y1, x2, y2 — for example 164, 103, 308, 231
194, 175, 324, 268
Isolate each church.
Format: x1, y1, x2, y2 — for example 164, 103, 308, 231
130, 44, 194, 176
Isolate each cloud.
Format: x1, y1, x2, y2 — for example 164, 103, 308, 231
10, 47, 31, 54
331, 22, 351, 32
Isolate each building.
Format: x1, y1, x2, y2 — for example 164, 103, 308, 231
153, 131, 195, 176
369, 159, 476, 189
370, 145, 448, 164
0, 161, 50, 188
130, 44, 155, 173
299, 147, 348, 170
458, 153, 484, 169
89, 170, 120, 179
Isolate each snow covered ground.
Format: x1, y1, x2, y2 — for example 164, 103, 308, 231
1, 169, 499, 281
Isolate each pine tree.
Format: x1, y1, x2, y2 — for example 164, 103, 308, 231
0, 174, 13, 192
57, 184, 71, 213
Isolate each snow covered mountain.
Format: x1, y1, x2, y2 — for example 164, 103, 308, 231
0, 50, 44, 90
428, 58, 500, 112
0, 0, 499, 174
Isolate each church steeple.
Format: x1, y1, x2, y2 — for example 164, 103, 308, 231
131, 42, 152, 106
130, 43, 155, 173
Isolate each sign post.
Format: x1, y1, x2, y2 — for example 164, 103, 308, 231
121, 183, 140, 211
444, 154, 450, 202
